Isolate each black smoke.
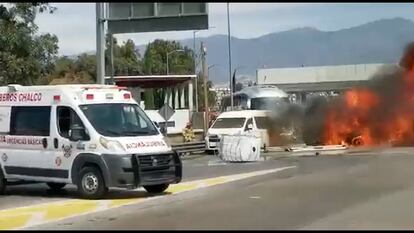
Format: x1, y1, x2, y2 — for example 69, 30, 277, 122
270, 42, 414, 146
302, 42, 414, 146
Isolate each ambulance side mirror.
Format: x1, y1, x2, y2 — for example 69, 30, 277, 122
247, 124, 253, 131
69, 125, 88, 141
153, 121, 160, 129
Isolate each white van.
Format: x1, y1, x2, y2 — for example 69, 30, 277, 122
0, 84, 182, 199
205, 110, 271, 153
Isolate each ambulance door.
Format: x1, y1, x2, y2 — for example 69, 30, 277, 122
51, 105, 88, 179
4, 106, 57, 181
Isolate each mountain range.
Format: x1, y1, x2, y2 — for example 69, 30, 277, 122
135, 17, 414, 85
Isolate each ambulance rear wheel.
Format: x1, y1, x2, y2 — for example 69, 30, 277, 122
0, 173, 5, 195
144, 184, 169, 194
46, 182, 66, 190
77, 166, 107, 199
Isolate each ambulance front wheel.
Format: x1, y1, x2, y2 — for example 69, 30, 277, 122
143, 184, 169, 194
77, 166, 108, 199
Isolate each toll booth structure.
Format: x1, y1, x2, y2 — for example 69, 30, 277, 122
106, 75, 198, 140
256, 63, 397, 104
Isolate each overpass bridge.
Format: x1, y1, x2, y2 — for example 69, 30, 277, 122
256, 63, 399, 103
256, 63, 397, 94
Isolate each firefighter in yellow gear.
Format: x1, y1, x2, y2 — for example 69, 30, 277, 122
182, 122, 195, 142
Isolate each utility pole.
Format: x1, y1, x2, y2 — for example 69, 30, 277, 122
193, 27, 215, 112
201, 42, 209, 137
232, 66, 245, 92
109, 33, 114, 85
96, 3, 105, 84
227, 2, 233, 110
166, 52, 170, 75
193, 30, 199, 112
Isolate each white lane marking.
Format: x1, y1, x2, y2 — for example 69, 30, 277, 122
25, 212, 45, 227
208, 161, 228, 166
95, 200, 110, 211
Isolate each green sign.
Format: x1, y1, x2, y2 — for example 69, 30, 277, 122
106, 3, 209, 34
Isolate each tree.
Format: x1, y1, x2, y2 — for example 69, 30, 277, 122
75, 53, 96, 81
143, 39, 194, 75
0, 3, 58, 85
44, 54, 96, 85
143, 89, 155, 109
105, 36, 142, 76
46, 35, 144, 85
196, 73, 216, 111
235, 82, 244, 92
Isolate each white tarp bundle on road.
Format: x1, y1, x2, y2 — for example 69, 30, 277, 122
219, 135, 262, 162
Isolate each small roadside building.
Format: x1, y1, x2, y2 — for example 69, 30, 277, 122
105, 75, 197, 137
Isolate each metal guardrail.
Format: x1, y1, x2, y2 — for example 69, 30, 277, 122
171, 141, 206, 156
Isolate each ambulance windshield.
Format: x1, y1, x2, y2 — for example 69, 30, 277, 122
80, 103, 159, 137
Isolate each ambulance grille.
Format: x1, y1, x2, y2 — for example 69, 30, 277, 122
137, 153, 173, 171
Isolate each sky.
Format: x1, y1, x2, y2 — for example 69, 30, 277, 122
33, 2, 414, 56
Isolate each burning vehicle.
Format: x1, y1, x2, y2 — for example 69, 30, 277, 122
220, 43, 414, 149
302, 42, 414, 147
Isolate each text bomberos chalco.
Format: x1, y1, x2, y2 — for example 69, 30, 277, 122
0, 93, 42, 102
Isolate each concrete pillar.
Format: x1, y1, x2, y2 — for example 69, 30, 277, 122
174, 87, 179, 110
180, 85, 185, 109
129, 87, 141, 103
164, 88, 168, 104
294, 92, 300, 104
300, 92, 307, 104
168, 88, 173, 107
188, 81, 193, 111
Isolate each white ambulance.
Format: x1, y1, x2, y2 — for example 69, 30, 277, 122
0, 84, 182, 199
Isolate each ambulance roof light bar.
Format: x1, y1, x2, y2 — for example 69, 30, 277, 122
7, 84, 21, 92
82, 85, 127, 91
53, 95, 61, 101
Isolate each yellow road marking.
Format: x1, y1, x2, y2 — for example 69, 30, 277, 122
109, 198, 144, 208
43, 200, 99, 221
0, 166, 294, 230
0, 213, 32, 230
166, 182, 199, 193
204, 177, 229, 186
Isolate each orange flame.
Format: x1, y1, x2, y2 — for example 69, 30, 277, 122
322, 69, 414, 147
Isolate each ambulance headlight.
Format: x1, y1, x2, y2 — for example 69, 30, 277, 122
162, 136, 171, 147
99, 137, 126, 152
